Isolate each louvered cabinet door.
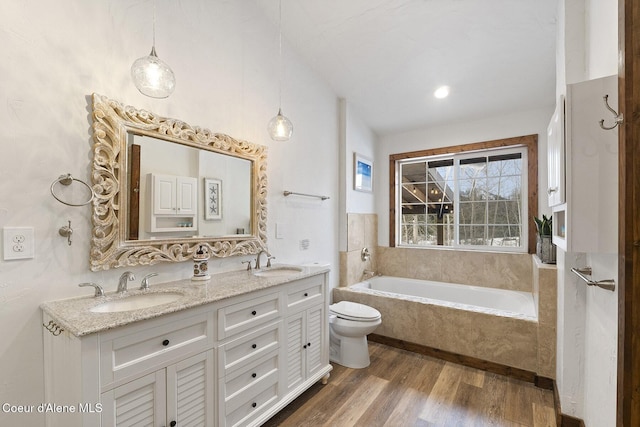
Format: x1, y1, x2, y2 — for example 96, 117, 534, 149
101, 371, 166, 427
304, 305, 325, 378
284, 303, 327, 394
284, 312, 305, 393
167, 350, 215, 427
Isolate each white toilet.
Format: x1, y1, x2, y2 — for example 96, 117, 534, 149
329, 301, 382, 369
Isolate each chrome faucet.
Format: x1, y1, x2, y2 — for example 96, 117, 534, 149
78, 282, 104, 297
117, 271, 135, 293
140, 273, 158, 290
254, 250, 273, 270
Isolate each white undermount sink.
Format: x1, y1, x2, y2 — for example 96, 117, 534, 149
90, 292, 184, 313
253, 266, 304, 278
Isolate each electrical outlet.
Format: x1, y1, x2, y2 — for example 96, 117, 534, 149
3, 227, 34, 260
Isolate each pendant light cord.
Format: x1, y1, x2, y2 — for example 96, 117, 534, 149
278, 0, 283, 110
152, 0, 157, 49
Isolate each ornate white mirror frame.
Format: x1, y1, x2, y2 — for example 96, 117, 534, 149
89, 93, 268, 271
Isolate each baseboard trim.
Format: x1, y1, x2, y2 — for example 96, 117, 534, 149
560, 414, 586, 427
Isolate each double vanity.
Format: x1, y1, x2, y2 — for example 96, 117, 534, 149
41, 266, 331, 427
41, 95, 332, 426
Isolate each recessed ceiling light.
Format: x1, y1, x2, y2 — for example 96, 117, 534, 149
434, 86, 450, 99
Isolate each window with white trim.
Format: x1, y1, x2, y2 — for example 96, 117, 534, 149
396, 145, 528, 252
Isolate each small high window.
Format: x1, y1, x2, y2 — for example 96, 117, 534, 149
390, 135, 538, 253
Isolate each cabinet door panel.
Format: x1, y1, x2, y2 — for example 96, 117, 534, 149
101, 371, 165, 427
547, 97, 565, 207
167, 350, 214, 427
153, 174, 177, 215
284, 312, 304, 392
305, 306, 325, 377
177, 177, 198, 215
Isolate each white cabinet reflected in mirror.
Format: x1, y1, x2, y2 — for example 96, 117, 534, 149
129, 134, 252, 240
90, 94, 267, 271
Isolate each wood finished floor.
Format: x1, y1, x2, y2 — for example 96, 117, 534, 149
263, 342, 556, 427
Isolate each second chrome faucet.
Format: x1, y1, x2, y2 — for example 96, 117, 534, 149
117, 271, 135, 293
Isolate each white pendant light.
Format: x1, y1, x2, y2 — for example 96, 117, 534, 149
268, 0, 293, 141
131, 0, 175, 98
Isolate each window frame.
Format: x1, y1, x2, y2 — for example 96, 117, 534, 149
389, 134, 538, 254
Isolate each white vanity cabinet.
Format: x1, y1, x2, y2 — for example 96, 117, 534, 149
101, 350, 215, 426
148, 173, 198, 232
43, 307, 215, 427
551, 75, 618, 253
283, 275, 327, 394
43, 271, 331, 427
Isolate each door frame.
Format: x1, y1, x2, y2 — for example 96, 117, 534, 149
618, 0, 639, 425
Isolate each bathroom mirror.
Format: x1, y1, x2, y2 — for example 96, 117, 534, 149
89, 93, 267, 271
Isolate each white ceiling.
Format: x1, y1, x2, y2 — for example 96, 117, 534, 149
255, 0, 558, 136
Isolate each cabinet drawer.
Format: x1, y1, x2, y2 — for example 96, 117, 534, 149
222, 350, 279, 401
100, 311, 211, 387
223, 372, 279, 427
285, 275, 324, 310
218, 292, 281, 339
219, 321, 281, 376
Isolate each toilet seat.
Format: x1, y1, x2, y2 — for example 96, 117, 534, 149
330, 301, 381, 321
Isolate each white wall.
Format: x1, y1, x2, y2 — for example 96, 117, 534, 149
376, 107, 554, 247
338, 99, 378, 252
555, 1, 619, 425
0, 2, 339, 425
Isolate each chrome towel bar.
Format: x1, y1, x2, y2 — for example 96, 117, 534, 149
571, 267, 616, 292
283, 190, 330, 200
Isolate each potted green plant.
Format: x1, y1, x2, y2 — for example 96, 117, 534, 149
534, 215, 556, 264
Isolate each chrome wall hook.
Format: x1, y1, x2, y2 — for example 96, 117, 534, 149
599, 94, 623, 130
59, 220, 73, 246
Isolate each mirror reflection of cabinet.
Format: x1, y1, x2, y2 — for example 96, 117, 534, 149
148, 173, 198, 233
547, 96, 565, 207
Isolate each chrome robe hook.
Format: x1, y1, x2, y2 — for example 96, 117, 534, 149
599, 94, 623, 130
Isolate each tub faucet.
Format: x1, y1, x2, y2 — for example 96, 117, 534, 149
362, 270, 376, 280
254, 249, 272, 270
117, 271, 135, 293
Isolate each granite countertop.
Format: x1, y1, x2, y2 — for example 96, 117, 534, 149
41, 265, 329, 337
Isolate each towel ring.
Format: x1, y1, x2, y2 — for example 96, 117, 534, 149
50, 173, 94, 207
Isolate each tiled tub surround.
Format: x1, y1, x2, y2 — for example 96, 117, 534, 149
376, 246, 534, 292
340, 213, 378, 286
333, 255, 556, 376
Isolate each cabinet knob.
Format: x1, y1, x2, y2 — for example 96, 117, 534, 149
252, 343, 257, 349
251, 310, 257, 316
170, 421, 177, 427
307, 342, 311, 347
252, 373, 257, 378
303, 293, 308, 297
252, 402, 257, 408
162, 339, 170, 346
303, 344, 307, 349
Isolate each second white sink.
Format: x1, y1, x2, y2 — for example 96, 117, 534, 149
90, 292, 184, 313
253, 267, 303, 278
